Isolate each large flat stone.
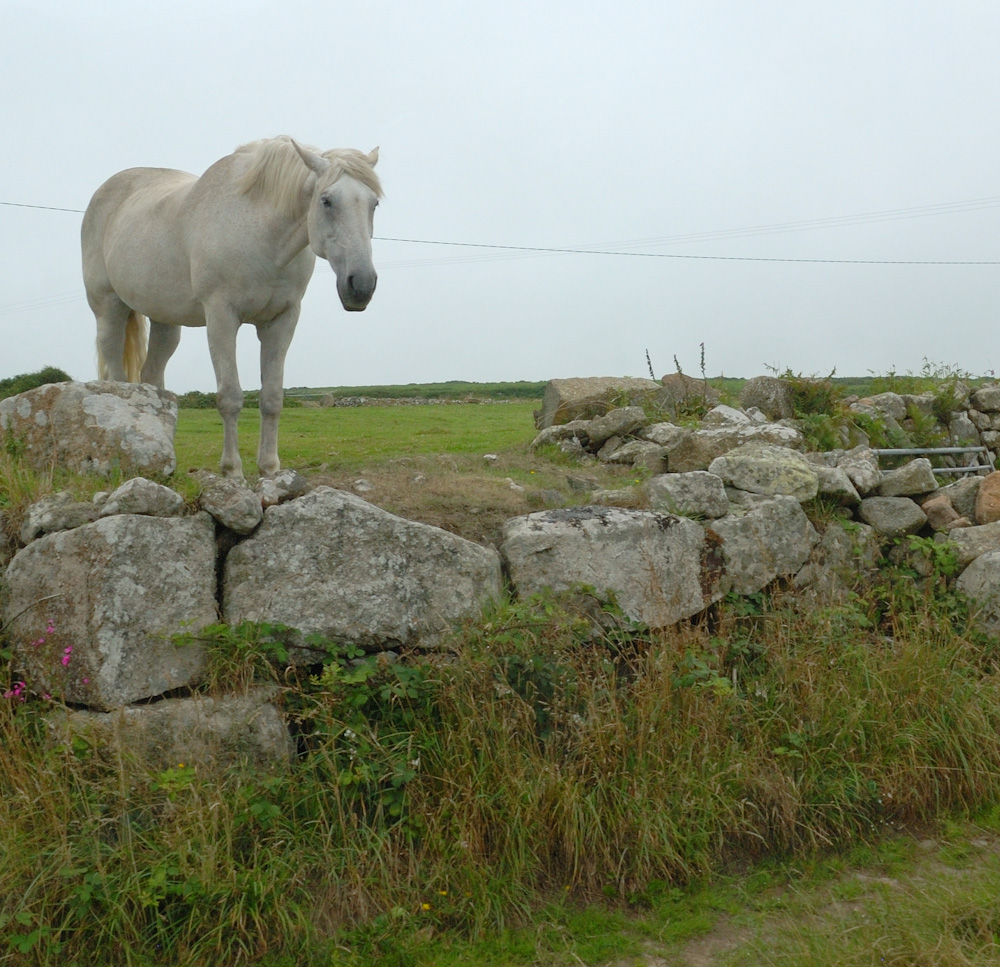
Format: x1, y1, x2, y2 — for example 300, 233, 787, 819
223, 487, 502, 655
3, 513, 217, 709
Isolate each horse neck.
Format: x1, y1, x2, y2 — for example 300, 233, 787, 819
221, 151, 314, 266
270, 207, 312, 268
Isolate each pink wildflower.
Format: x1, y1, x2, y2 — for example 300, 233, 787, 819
4, 681, 27, 702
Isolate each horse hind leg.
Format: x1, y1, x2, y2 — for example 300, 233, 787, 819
140, 322, 181, 389
94, 299, 148, 382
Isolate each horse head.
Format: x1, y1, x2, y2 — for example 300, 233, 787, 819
293, 142, 380, 311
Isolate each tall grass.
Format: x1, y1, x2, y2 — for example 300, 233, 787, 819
3, 558, 1000, 963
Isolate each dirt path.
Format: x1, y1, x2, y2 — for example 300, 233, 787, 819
608, 825, 1000, 967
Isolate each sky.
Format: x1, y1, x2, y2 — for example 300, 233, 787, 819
3, 0, 1000, 392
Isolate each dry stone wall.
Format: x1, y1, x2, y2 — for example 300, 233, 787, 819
6, 374, 1000, 770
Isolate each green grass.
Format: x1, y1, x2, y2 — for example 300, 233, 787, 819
173, 401, 541, 476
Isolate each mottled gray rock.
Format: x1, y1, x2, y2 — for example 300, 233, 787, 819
707, 495, 819, 595
535, 377, 659, 429
586, 407, 648, 447
502, 506, 713, 628
599, 439, 666, 471
589, 488, 643, 508
630, 444, 670, 474
836, 447, 883, 495
644, 471, 730, 519
901, 393, 936, 419
857, 497, 928, 538
877, 458, 938, 497
99, 477, 184, 518
596, 435, 623, 461
702, 405, 751, 426
0, 380, 177, 475
794, 520, 881, 596
814, 465, 861, 505
969, 409, 991, 432
739, 376, 795, 421
972, 385, 1000, 413
224, 487, 502, 654
939, 520, 1000, 568
19, 492, 100, 543
198, 475, 263, 534
656, 373, 720, 412
948, 412, 980, 446
3, 513, 217, 709
255, 468, 311, 508
850, 399, 906, 441
47, 687, 294, 772
530, 420, 594, 450
937, 476, 982, 520
639, 422, 691, 449
858, 392, 907, 422
708, 444, 819, 501
558, 437, 588, 458
957, 550, 1000, 633
666, 424, 805, 473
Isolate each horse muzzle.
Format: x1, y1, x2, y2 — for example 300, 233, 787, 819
338, 269, 377, 311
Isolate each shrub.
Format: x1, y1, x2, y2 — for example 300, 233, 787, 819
0, 366, 72, 401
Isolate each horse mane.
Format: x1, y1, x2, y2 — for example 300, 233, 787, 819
234, 136, 383, 216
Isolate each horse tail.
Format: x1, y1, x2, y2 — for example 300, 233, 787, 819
97, 309, 149, 382
122, 310, 149, 382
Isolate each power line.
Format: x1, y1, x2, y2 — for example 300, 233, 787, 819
0, 200, 85, 214
376, 236, 1000, 266
3, 197, 1000, 266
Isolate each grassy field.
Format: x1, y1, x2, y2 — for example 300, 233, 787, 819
5, 380, 1000, 964
173, 401, 542, 475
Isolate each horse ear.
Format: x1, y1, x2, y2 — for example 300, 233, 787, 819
291, 139, 331, 176
366, 147, 379, 166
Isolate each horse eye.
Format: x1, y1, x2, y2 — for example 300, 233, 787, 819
321, 196, 332, 209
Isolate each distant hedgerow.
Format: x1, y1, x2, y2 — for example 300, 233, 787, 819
0, 366, 72, 401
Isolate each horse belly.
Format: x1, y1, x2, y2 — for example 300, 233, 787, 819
105, 229, 204, 326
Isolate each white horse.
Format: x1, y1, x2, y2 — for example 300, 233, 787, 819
82, 136, 381, 478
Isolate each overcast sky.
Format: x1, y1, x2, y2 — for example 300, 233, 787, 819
3, 1, 1000, 392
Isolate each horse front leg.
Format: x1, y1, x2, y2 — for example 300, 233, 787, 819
205, 305, 245, 479
256, 306, 301, 477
